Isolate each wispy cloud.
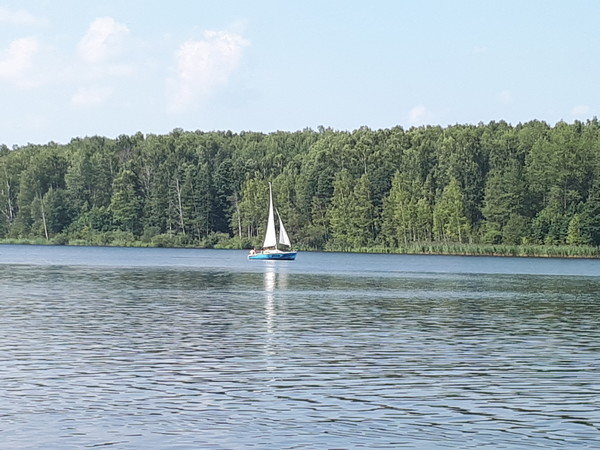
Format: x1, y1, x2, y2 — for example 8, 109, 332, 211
71, 86, 113, 108
78, 17, 130, 64
0, 7, 47, 26
166, 30, 250, 113
408, 104, 432, 126
572, 104, 590, 117
0, 37, 41, 87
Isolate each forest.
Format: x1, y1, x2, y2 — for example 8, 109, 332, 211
2, 119, 600, 257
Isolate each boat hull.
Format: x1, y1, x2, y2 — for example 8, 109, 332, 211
248, 251, 297, 261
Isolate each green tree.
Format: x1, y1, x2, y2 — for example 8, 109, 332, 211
65, 136, 116, 211
579, 182, 600, 245
502, 213, 529, 245
110, 169, 143, 235
327, 169, 354, 250
566, 213, 588, 246
415, 196, 433, 241
436, 125, 485, 227
382, 172, 414, 246
0, 157, 20, 236
348, 173, 376, 247
433, 178, 471, 243
482, 162, 527, 244
235, 178, 269, 241
44, 188, 74, 235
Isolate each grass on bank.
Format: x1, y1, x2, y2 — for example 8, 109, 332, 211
344, 242, 600, 258
2, 232, 600, 258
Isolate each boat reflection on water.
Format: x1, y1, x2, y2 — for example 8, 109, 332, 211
263, 265, 289, 327
264, 266, 276, 335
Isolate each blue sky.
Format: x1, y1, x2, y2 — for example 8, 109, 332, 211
1, 0, 599, 146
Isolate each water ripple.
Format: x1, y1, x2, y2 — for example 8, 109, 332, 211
1, 256, 600, 448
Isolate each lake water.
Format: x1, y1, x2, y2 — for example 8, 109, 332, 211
1, 244, 599, 448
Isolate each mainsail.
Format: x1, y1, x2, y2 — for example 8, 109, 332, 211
262, 183, 277, 248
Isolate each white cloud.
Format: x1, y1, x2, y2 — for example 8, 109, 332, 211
0, 7, 46, 26
0, 37, 40, 86
572, 104, 591, 117
408, 104, 432, 125
78, 17, 130, 64
71, 86, 113, 108
73, 17, 134, 100
167, 30, 250, 113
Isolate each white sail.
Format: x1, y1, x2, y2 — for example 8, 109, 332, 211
278, 212, 291, 247
262, 183, 277, 248
248, 181, 297, 260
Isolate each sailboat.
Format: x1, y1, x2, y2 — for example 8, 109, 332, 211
248, 182, 297, 260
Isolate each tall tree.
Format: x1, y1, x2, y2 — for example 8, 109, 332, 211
110, 169, 143, 235
482, 162, 527, 244
433, 178, 471, 243
327, 169, 354, 250
382, 172, 414, 246
349, 173, 376, 247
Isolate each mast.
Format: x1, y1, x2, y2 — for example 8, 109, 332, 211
262, 182, 277, 249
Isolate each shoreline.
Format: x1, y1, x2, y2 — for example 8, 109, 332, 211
1, 239, 599, 259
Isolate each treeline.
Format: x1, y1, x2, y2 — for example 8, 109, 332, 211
2, 120, 600, 255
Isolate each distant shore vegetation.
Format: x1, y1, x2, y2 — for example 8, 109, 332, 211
2, 119, 600, 258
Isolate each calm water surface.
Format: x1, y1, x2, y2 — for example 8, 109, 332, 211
1, 245, 599, 448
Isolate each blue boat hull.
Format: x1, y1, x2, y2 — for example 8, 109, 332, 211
248, 251, 297, 261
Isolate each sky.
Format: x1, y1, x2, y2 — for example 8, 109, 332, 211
1, 0, 600, 146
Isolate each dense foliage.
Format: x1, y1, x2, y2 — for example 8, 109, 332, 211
2, 120, 600, 254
